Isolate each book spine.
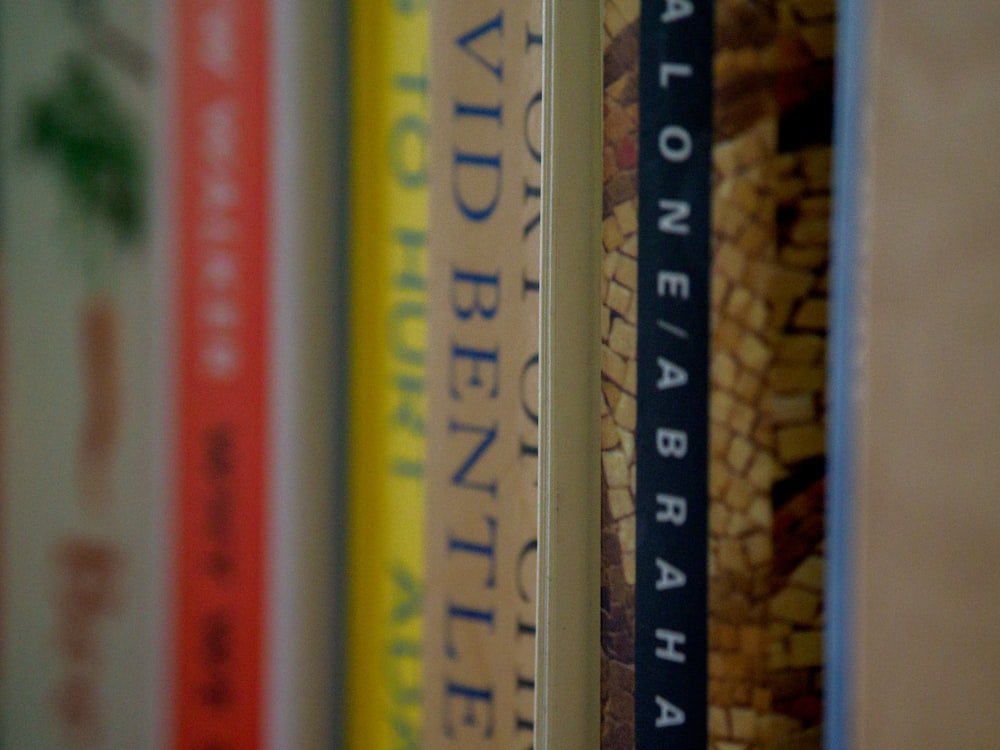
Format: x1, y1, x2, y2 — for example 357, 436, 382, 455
601, 1, 837, 747
345, 0, 428, 747
423, 0, 542, 746
637, 0, 714, 744
832, 2, 1000, 746
0, 2, 162, 746
173, 0, 271, 745
534, 0, 603, 747
600, 0, 715, 745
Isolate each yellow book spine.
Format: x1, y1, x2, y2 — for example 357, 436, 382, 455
346, 0, 428, 748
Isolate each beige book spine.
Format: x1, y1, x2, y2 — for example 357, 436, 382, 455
423, 0, 544, 747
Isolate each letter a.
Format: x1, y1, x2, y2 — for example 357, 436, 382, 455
661, 0, 693, 23
655, 696, 686, 728
655, 558, 686, 590
657, 357, 688, 390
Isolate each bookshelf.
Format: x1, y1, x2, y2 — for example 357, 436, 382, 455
1, 1, 999, 748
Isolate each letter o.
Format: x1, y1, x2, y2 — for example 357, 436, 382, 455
658, 125, 692, 162
389, 114, 429, 188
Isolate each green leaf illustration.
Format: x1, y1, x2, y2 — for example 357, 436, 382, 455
23, 53, 146, 248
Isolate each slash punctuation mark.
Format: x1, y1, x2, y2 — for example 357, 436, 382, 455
657, 320, 689, 339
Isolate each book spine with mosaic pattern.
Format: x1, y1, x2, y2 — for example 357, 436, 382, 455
599, 1, 835, 748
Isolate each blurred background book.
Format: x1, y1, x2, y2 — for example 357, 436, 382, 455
0, 0, 342, 746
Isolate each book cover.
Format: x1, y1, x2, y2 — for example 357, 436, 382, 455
0, 1, 340, 746
344, 0, 428, 747
0, 2, 162, 746
599, 1, 834, 747
422, 0, 543, 746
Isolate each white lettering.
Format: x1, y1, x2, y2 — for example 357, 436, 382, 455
659, 62, 692, 88
655, 696, 686, 728
657, 320, 689, 339
656, 494, 687, 525
203, 339, 239, 380
655, 629, 686, 663
655, 559, 686, 590
657, 199, 691, 235
657, 271, 690, 299
204, 250, 237, 287
202, 98, 237, 162
660, 0, 694, 23
656, 429, 687, 458
657, 358, 688, 390
658, 126, 692, 162
199, 6, 237, 80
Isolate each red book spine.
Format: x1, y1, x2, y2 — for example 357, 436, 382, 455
174, 1, 271, 746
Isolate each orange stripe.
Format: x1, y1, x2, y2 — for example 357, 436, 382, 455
175, 1, 270, 746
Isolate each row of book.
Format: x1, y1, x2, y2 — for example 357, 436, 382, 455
2, 0, 1000, 748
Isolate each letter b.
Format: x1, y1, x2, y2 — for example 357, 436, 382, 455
451, 269, 500, 320
656, 429, 687, 458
